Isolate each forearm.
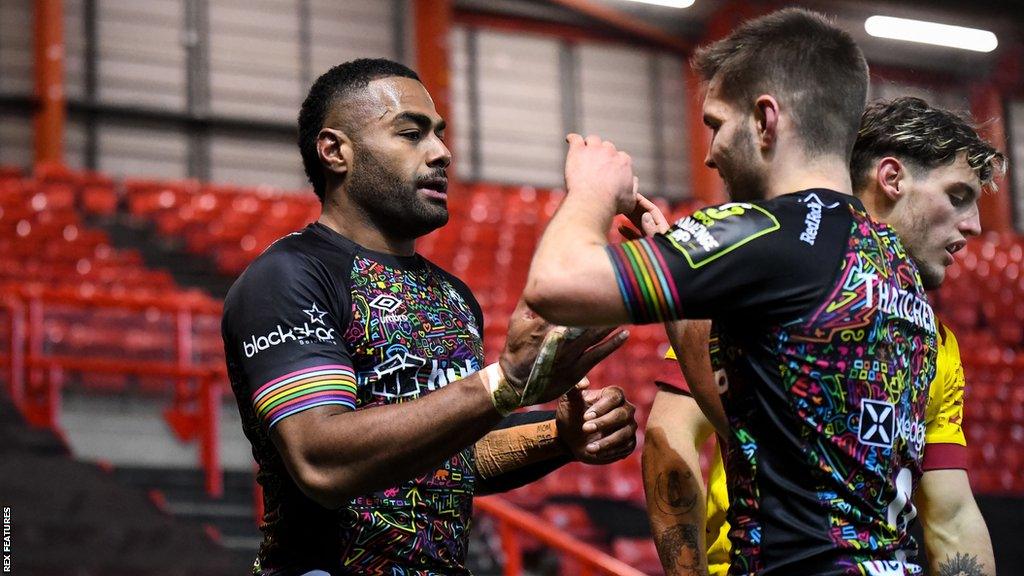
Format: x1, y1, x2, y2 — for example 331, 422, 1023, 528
917, 469, 995, 575
475, 411, 572, 495
279, 375, 504, 507
525, 190, 623, 326
643, 392, 712, 575
921, 499, 995, 575
664, 320, 728, 438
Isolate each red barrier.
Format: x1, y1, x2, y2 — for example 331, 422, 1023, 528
474, 496, 650, 576
1, 287, 226, 497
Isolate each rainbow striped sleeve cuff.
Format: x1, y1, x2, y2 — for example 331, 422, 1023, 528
252, 364, 358, 429
606, 238, 682, 324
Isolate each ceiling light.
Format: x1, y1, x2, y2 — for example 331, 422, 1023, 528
620, 0, 695, 8
864, 15, 998, 53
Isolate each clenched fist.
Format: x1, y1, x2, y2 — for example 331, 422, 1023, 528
564, 133, 639, 216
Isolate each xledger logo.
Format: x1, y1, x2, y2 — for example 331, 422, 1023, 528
243, 303, 337, 358
857, 399, 925, 454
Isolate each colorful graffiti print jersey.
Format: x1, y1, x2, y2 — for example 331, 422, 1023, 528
607, 190, 938, 575
223, 223, 484, 575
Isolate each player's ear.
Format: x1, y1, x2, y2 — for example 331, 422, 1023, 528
876, 157, 906, 203
754, 94, 780, 150
317, 128, 354, 180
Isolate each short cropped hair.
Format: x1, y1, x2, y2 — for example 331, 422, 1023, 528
298, 58, 420, 201
691, 8, 869, 160
851, 96, 1006, 192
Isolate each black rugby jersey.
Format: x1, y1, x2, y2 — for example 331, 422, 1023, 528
223, 223, 484, 575
607, 190, 937, 575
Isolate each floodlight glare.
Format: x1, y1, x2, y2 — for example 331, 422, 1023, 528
864, 15, 998, 53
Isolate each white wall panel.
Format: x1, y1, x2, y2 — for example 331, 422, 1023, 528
0, 113, 33, 168
97, 122, 188, 179
449, 26, 473, 181
96, 0, 186, 110
209, 133, 306, 189
1010, 101, 1024, 232
65, 119, 88, 170
476, 30, 563, 188
0, 0, 34, 95
578, 44, 658, 196
208, 0, 301, 121
309, 0, 396, 79
657, 55, 689, 199
64, 0, 87, 101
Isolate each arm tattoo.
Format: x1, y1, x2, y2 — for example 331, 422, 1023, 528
654, 524, 706, 575
656, 470, 698, 515
937, 552, 986, 576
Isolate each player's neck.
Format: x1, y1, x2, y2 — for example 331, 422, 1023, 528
318, 199, 417, 257
765, 153, 853, 200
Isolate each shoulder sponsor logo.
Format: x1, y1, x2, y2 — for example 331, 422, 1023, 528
798, 193, 839, 245
243, 302, 337, 358
859, 272, 937, 334
665, 202, 780, 269
857, 399, 925, 454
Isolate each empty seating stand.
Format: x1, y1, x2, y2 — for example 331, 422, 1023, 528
3, 162, 1023, 567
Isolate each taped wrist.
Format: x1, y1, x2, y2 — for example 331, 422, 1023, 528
483, 326, 585, 416
479, 362, 520, 416
475, 418, 560, 480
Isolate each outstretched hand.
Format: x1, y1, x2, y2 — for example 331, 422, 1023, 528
498, 298, 629, 410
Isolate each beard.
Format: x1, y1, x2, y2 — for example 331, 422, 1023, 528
912, 254, 944, 291
719, 128, 768, 202
345, 146, 449, 241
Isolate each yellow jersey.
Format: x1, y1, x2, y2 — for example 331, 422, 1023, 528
662, 323, 968, 575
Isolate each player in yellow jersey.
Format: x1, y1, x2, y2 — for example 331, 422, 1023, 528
643, 97, 1001, 576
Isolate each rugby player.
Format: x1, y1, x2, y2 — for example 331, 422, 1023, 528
524, 9, 940, 574
643, 97, 1003, 576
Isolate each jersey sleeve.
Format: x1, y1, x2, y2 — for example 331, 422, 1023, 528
655, 346, 691, 394
222, 249, 356, 431
605, 192, 852, 324
922, 324, 968, 471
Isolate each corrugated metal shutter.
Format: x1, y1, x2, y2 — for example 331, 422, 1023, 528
657, 54, 689, 200
1010, 101, 1024, 231
96, 0, 187, 110
97, 121, 188, 179
209, 132, 306, 189
309, 0, 397, 79
0, 0, 34, 96
64, 0, 87, 101
577, 44, 657, 194
0, 115, 33, 168
475, 29, 564, 188
449, 26, 472, 181
208, 0, 301, 121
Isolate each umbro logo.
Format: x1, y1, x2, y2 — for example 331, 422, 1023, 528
858, 399, 896, 448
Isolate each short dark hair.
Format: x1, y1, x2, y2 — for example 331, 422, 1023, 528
298, 58, 420, 201
691, 8, 869, 160
851, 96, 1006, 193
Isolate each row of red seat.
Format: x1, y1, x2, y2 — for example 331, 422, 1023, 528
2, 163, 1022, 508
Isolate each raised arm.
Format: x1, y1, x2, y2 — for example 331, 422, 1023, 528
524, 134, 641, 326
